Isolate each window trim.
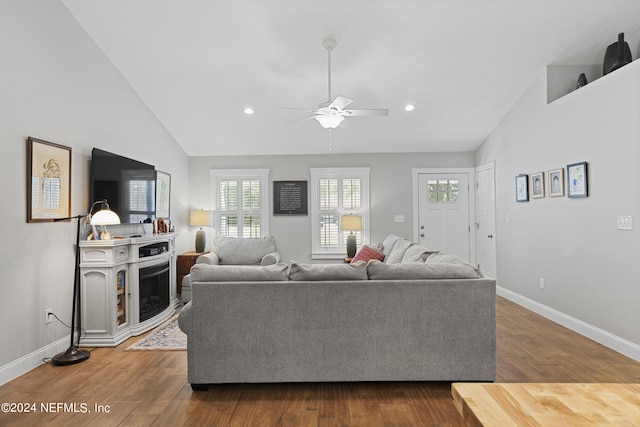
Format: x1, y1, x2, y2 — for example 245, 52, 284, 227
210, 169, 269, 238
310, 167, 370, 260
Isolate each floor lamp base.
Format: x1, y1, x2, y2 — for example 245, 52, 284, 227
51, 346, 90, 366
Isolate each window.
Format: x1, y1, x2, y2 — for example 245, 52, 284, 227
427, 179, 459, 203
211, 169, 269, 238
310, 168, 370, 259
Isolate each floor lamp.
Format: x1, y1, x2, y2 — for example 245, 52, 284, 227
52, 200, 120, 366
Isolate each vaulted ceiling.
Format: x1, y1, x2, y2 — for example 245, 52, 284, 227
60, 0, 640, 156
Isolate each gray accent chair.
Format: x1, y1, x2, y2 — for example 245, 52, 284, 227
181, 235, 280, 303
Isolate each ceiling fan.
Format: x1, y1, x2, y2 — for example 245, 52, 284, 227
287, 39, 389, 130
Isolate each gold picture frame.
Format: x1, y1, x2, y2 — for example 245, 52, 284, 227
27, 137, 72, 222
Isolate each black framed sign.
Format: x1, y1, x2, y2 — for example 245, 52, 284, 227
274, 181, 308, 215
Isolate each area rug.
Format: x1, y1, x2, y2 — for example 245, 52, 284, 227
125, 314, 186, 351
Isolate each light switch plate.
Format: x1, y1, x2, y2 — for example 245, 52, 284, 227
617, 215, 632, 230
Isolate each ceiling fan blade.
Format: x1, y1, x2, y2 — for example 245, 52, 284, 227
343, 108, 389, 117
329, 96, 354, 110
287, 115, 319, 124
339, 117, 353, 129
279, 107, 316, 111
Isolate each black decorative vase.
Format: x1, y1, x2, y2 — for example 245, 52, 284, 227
576, 73, 587, 89
603, 33, 632, 75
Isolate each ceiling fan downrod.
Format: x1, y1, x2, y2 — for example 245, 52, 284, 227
323, 39, 337, 103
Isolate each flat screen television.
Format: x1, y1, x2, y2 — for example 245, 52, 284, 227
90, 148, 156, 224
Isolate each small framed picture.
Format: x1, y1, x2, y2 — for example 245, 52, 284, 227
515, 174, 529, 202
548, 168, 564, 197
530, 172, 544, 199
567, 161, 588, 198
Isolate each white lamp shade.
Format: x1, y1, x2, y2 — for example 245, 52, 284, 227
315, 114, 344, 129
190, 210, 211, 227
90, 209, 121, 225
341, 214, 362, 231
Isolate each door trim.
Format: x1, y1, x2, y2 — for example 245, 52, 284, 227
475, 161, 497, 279
411, 168, 476, 265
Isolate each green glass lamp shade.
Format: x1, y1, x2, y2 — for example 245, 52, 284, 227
195, 228, 206, 253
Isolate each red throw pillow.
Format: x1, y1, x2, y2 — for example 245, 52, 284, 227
351, 245, 385, 263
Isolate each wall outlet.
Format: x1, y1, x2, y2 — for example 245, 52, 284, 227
539, 278, 545, 290
45, 308, 53, 325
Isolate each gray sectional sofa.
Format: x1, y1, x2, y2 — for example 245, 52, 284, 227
178, 235, 496, 390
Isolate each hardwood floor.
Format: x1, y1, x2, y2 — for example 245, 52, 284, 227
1, 297, 640, 426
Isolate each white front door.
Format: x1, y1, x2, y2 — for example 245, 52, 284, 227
416, 172, 471, 261
476, 163, 497, 278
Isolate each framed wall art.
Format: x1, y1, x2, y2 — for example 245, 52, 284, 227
156, 170, 171, 218
548, 168, 564, 197
515, 174, 529, 202
27, 137, 72, 222
567, 161, 588, 198
530, 172, 545, 199
274, 181, 308, 215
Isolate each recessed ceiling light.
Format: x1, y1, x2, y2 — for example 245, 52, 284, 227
404, 104, 415, 112
244, 107, 254, 115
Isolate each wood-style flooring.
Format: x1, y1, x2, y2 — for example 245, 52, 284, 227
1, 297, 640, 426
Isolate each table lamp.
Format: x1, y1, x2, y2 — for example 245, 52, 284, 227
341, 214, 362, 258
190, 209, 211, 253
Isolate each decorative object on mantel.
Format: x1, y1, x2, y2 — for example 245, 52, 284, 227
603, 33, 632, 76
341, 214, 362, 258
51, 201, 119, 365
27, 137, 71, 223
576, 73, 587, 89
190, 209, 211, 252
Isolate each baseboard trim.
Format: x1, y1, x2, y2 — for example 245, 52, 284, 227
497, 286, 640, 363
0, 337, 69, 386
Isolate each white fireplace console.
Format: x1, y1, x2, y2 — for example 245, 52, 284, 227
78, 233, 178, 347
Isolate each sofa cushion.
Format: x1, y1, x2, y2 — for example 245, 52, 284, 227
425, 253, 483, 277
381, 234, 404, 259
401, 243, 439, 263
385, 238, 413, 263
367, 260, 480, 280
351, 245, 385, 264
212, 236, 277, 265
288, 260, 368, 281
190, 263, 289, 282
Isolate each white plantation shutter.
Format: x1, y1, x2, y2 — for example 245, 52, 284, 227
311, 168, 370, 259
211, 170, 269, 238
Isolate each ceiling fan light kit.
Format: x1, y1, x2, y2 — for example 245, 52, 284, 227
287, 39, 389, 134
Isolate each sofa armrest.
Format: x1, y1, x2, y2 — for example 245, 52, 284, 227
196, 252, 220, 265
181, 275, 193, 303
261, 251, 281, 266
177, 301, 192, 335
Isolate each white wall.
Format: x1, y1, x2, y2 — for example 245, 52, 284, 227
0, 0, 190, 383
476, 59, 640, 357
188, 152, 475, 264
